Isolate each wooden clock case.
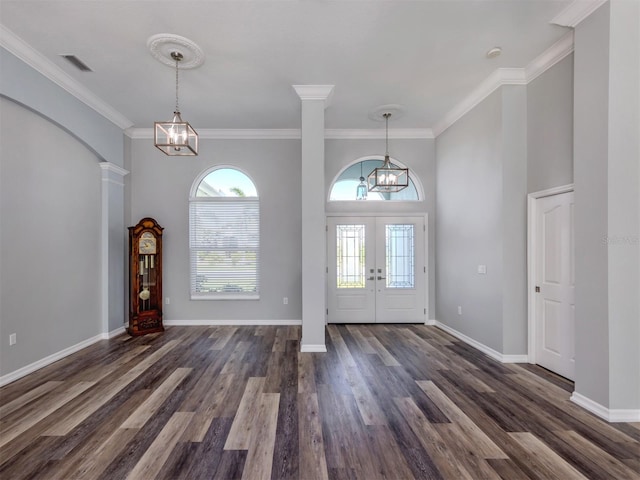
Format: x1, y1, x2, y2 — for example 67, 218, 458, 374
128, 217, 164, 336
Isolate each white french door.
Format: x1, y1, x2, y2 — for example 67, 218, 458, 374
533, 191, 575, 380
327, 216, 425, 323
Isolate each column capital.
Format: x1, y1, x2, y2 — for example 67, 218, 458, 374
292, 85, 335, 105
99, 161, 129, 177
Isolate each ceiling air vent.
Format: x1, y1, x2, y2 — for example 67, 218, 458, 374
60, 54, 93, 72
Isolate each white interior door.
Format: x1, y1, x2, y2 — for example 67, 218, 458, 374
535, 191, 575, 380
327, 216, 425, 324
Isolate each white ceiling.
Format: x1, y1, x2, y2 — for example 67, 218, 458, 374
0, 0, 574, 131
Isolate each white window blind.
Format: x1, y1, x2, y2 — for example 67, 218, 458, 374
189, 197, 259, 299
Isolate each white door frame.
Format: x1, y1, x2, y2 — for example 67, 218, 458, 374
527, 183, 574, 364
326, 212, 429, 324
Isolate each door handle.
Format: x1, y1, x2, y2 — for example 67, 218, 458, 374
377, 276, 386, 280
367, 276, 375, 281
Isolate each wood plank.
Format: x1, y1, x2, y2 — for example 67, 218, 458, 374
0, 381, 95, 448
120, 367, 191, 429
327, 326, 387, 426
435, 423, 503, 480
417, 380, 508, 459
241, 393, 280, 480
211, 327, 238, 350
43, 339, 180, 436
224, 377, 266, 450
555, 429, 640, 479
345, 325, 377, 355
0, 381, 63, 420
1, 325, 639, 480
508, 432, 589, 480
44, 389, 150, 480
367, 336, 401, 367
298, 393, 329, 480
126, 411, 194, 480
394, 396, 475, 480
220, 340, 251, 375
297, 352, 317, 395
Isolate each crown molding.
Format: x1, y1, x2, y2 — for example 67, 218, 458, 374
126, 127, 433, 140
525, 31, 574, 83
126, 128, 301, 140
0, 25, 133, 130
2, 22, 575, 142
551, 0, 608, 27
432, 68, 526, 137
433, 31, 575, 137
325, 128, 434, 139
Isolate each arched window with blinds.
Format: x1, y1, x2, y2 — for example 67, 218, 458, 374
189, 167, 259, 299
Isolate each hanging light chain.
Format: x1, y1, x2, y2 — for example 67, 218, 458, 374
384, 113, 390, 156
171, 51, 183, 114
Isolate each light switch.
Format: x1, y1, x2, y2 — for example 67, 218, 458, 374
478, 265, 487, 274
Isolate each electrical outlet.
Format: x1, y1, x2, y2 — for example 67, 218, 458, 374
9, 333, 17, 346
283, 297, 288, 305
165, 297, 170, 305
457, 306, 462, 315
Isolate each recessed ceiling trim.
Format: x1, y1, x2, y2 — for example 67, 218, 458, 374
0, 24, 133, 129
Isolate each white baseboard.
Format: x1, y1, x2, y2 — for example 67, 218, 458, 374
164, 319, 302, 326
0, 333, 106, 387
433, 321, 528, 364
107, 326, 126, 339
425, 319, 437, 326
571, 392, 640, 423
300, 344, 327, 353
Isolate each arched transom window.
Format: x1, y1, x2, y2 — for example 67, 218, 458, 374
329, 158, 420, 201
189, 167, 259, 299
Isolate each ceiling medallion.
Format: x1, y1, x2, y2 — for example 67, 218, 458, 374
147, 33, 205, 69
368, 104, 405, 123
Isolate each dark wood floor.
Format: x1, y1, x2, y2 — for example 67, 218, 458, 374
1, 325, 639, 479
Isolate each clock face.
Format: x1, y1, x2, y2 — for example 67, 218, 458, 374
139, 232, 157, 254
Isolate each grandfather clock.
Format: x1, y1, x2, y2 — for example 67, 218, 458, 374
128, 217, 164, 335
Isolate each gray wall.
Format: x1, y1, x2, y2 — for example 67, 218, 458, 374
128, 138, 303, 321
128, 136, 436, 323
501, 86, 528, 355
573, 1, 611, 409
325, 138, 436, 319
0, 48, 124, 167
0, 98, 102, 376
436, 53, 575, 357
574, 0, 640, 411
436, 90, 505, 352
527, 54, 574, 193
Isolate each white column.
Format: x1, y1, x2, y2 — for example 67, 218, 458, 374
293, 85, 334, 353
606, 0, 639, 416
100, 162, 129, 338
571, 0, 640, 421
